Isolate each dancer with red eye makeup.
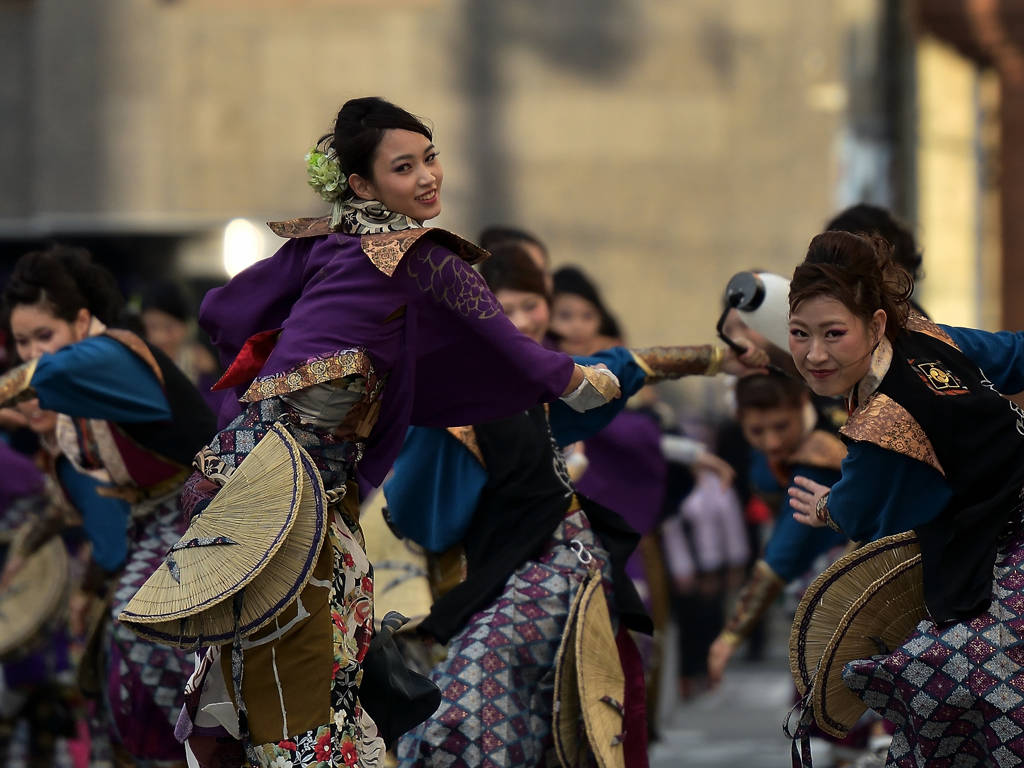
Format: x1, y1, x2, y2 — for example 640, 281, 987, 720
785, 230, 1024, 768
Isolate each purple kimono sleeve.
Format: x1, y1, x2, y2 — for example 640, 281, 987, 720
404, 243, 576, 426
199, 236, 323, 372
360, 243, 576, 483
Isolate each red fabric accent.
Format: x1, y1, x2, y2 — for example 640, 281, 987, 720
616, 626, 650, 768
110, 427, 183, 487
211, 329, 281, 391
745, 495, 773, 525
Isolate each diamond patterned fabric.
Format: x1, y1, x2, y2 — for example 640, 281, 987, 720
845, 523, 1024, 767
395, 510, 611, 768
104, 495, 194, 761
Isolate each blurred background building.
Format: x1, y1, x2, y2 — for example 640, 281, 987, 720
0, 0, 1018, 346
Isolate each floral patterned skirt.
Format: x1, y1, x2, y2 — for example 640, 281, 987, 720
843, 522, 1024, 767
179, 514, 384, 768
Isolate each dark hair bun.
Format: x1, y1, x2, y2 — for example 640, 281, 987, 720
479, 243, 549, 300
789, 231, 913, 342
826, 203, 922, 281
735, 373, 809, 412
321, 97, 432, 194
4, 246, 123, 327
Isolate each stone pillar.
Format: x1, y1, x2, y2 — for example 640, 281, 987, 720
916, 0, 1024, 330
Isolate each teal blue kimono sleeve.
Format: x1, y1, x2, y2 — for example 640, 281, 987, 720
549, 346, 649, 447
827, 442, 951, 542
763, 464, 846, 582
32, 336, 171, 423
57, 458, 131, 572
943, 325, 1024, 395
383, 427, 489, 553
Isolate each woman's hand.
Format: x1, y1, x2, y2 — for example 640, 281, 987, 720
789, 475, 831, 527
560, 364, 621, 411
722, 338, 770, 376
0, 408, 28, 431
694, 452, 736, 489
707, 635, 738, 686
0, 553, 28, 592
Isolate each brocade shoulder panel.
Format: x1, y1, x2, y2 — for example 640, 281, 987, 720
104, 329, 165, 387
445, 425, 486, 468
905, 313, 961, 351
840, 392, 944, 476
266, 216, 490, 277
789, 430, 848, 472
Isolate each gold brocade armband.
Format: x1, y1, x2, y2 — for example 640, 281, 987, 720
0, 359, 38, 409
717, 629, 744, 648
579, 364, 620, 402
722, 559, 786, 641
816, 492, 843, 532
630, 344, 722, 383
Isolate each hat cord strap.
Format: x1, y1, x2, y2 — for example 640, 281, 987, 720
782, 673, 816, 768
230, 589, 259, 767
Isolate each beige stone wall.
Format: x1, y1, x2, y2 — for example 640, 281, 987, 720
1, 0, 862, 352
508, 0, 851, 347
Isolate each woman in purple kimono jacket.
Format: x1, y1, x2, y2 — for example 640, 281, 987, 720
172, 98, 628, 768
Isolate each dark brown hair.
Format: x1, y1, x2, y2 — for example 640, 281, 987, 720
479, 226, 549, 262
826, 203, 922, 281
789, 231, 913, 342
320, 97, 432, 198
735, 374, 809, 412
4, 246, 122, 328
478, 243, 549, 301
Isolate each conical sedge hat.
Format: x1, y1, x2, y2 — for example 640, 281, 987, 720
553, 570, 626, 768
811, 553, 926, 738
790, 531, 920, 697
119, 423, 327, 647
0, 536, 69, 661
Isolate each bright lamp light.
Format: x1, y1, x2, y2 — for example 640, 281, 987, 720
222, 219, 264, 277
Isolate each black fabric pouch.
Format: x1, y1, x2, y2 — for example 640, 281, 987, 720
358, 611, 442, 748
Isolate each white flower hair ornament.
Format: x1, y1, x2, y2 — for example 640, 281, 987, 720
305, 146, 348, 228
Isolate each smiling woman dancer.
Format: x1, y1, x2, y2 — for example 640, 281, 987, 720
787, 231, 1024, 767
127, 97, 633, 768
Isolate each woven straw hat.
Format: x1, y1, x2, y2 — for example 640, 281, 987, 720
554, 570, 626, 768
812, 553, 925, 737
789, 531, 926, 738
360, 486, 432, 631
119, 423, 327, 646
0, 536, 69, 661
790, 531, 920, 697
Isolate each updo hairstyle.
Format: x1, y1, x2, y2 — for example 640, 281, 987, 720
734, 373, 809, 413
478, 243, 549, 301
826, 203, 922, 281
319, 97, 432, 198
4, 246, 123, 328
789, 231, 913, 343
